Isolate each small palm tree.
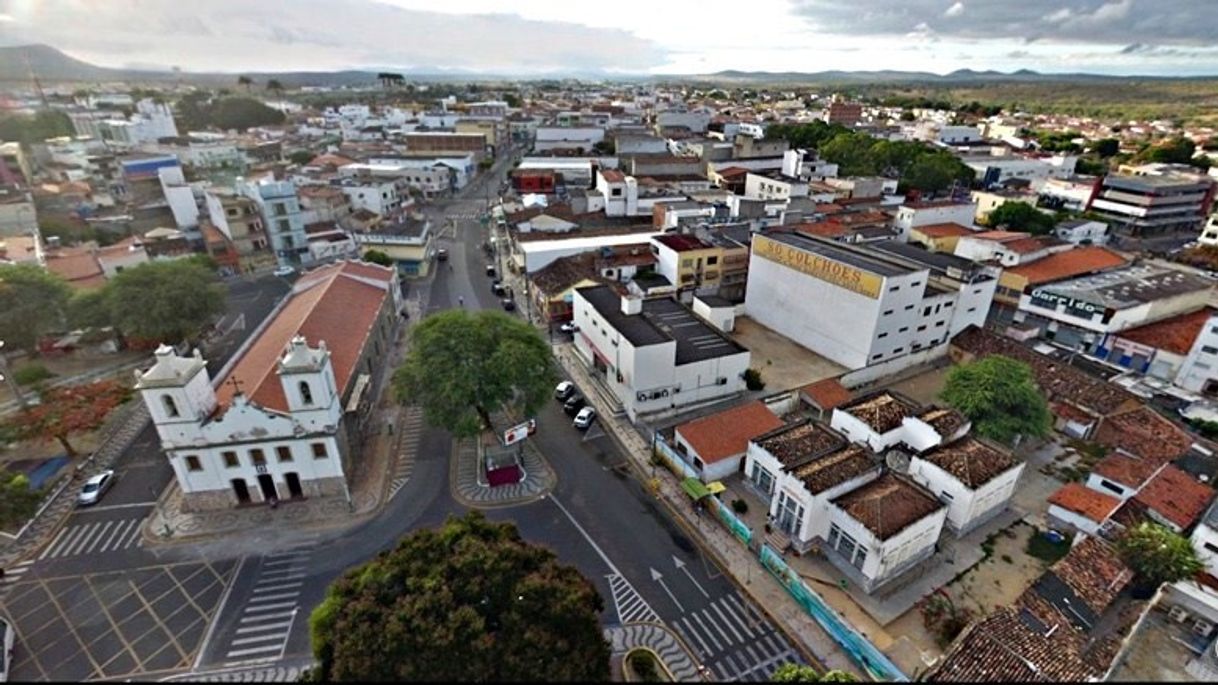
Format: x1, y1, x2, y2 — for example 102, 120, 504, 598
266, 79, 283, 95
237, 75, 253, 92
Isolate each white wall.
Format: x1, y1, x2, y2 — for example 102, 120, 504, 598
1191, 520, 1218, 576
828, 498, 946, 591
909, 457, 1023, 534
1084, 472, 1139, 501
1047, 503, 1105, 536
893, 203, 978, 240
1177, 314, 1218, 393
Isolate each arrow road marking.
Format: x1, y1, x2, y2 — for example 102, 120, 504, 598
650, 567, 685, 613
673, 556, 710, 599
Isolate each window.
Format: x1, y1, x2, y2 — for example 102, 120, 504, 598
904, 304, 914, 311
250, 449, 266, 466
882, 309, 894, 316
162, 395, 180, 418
872, 353, 883, 360
968, 307, 977, 313
852, 547, 867, 570
1099, 479, 1125, 495
944, 302, 952, 308
185, 455, 202, 472
894, 347, 905, 354
312, 443, 329, 459
222, 451, 239, 468
898, 327, 909, 333
917, 325, 927, 332
877, 332, 888, 339
939, 490, 954, 502
299, 381, 314, 406
923, 306, 932, 316
889, 285, 900, 292
1206, 542, 1218, 554
936, 320, 946, 327
707, 256, 718, 265
276, 446, 293, 463
1204, 346, 1218, 355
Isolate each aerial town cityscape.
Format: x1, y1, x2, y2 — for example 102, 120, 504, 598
4, 1, 1218, 682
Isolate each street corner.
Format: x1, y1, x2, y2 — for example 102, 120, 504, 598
449, 437, 556, 509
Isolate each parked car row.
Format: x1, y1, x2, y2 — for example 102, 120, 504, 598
554, 381, 595, 430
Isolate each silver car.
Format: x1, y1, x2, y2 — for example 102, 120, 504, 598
77, 470, 115, 507
0, 616, 14, 682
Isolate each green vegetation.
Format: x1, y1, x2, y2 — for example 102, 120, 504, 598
984, 202, 1058, 235
176, 92, 286, 132
771, 664, 821, 682
80, 260, 226, 344
0, 264, 72, 352
1094, 138, 1121, 157
764, 121, 851, 150
1118, 522, 1204, 588
0, 110, 73, 145
12, 363, 52, 387
361, 249, 393, 267
0, 471, 41, 531
743, 368, 766, 391
287, 150, 313, 165
1188, 418, 1218, 439
1026, 528, 1072, 563
1032, 130, 1083, 153
393, 310, 556, 438
918, 593, 975, 648
731, 498, 749, 515
627, 650, 664, 681
794, 132, 975, 193
941, 355, 1051, 445
309, 512, 610, 682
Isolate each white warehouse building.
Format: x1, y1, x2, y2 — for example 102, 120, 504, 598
744, 233, 996, 370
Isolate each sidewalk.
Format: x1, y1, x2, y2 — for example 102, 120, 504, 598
554, 345, 863, 680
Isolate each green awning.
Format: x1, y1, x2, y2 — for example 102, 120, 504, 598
681, 477, 712, 500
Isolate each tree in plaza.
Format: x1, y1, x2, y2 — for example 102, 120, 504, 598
101, 260, 226, 344
308, 512, 610, 682
393, 309, 555, 437
901, 152, 973, 194
984, 201, 1058, 235
361, 249, 393, 267
771, 663, 858, 682
941, 355, 1051, 445
0, 471, 41, 530
1118, 521, 1203, 590
0, 264, 72, 352
819, 132, 880, 176
4, 379, 131, 457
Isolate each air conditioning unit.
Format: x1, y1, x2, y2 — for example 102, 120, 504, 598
1193, 618, 1214, 636
1168, 605, 1190, 623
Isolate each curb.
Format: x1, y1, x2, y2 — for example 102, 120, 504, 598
448, 438, 556, 510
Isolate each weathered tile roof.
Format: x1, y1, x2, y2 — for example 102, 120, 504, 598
1093, 406, 1195, 465
792, 444, 880, 495
1117, 307, 1216, 356
753, 419, 847, 469
830, 473, 944, 540
1090, 453, 1160, 489
1044, 535, 1132, 619
1048, 482, 1122, 523
916, 437, 1019, 489
839, 391, 921, 434
918, 407, 969, 438
1132, 464, 1215, 530
800, 378, 852, 411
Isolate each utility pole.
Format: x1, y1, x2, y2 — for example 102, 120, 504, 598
0, 340, 28, 410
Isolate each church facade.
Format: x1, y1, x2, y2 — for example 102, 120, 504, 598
135, 260, 401, 511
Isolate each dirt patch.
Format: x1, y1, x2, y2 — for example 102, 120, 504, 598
885, 521, 1049, 660
885, 366, 952, 406
729, 317, 846, 393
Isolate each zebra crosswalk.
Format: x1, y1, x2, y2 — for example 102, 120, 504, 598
0, 560, 33, 597
447, 212, 484, 221
388, 406, 424, 500
670, 593, 801, 682
607, 573, 660, 625
223, 542, 316, 663
38, 516, 146, 560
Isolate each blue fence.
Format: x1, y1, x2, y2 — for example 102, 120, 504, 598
760, 545, 908, 682
653, 435, 701, 480
708, 497, 752, 546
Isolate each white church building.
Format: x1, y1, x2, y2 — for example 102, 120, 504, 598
135, 260, 400, 510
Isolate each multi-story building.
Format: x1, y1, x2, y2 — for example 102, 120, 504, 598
1199, 213, 1218, 247
825, 100, 863, 127
892, 200, 977, 241
238, 176, 310, 267
1088, 172, 1216, 236
1175, 311, 1218, 395
351, 216, 433, 277
0, 186, 36, 237
651, 234, 723, 297
205, 189, 271, 268
297, 185, 353, 225
570, 285, 751, 421
134, 261, 400, 510
743, 171, 808, 201
744, 233, 996, 370
339, 179, 403, 218
403, 132, 487, 159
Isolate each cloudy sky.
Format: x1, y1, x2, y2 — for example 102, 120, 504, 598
1, 0, 1215, 76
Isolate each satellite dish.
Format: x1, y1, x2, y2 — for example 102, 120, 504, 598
885, 450, 910, 474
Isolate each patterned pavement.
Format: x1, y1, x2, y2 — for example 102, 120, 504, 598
449, 438, 555, 508
387, 406, 424, 501
606, 623, 704, 682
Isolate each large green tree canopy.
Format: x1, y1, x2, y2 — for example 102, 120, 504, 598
1118, 521, 1203, 588
100, 259, 226, 343
985, 202, 1058, 235
0, 264, 72, 351
309, 512, 610, 682
941, 355, 1051, 445
394, 309, 555, 437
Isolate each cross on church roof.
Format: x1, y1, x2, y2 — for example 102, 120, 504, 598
227, 375, 244, 395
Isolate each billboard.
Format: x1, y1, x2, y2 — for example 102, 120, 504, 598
752, 235, 882, 299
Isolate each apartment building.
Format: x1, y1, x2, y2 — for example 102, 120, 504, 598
1088, 172, 1216, 236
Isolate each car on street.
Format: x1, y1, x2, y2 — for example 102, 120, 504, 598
436, 248, 449, 261
485, 264, 496, 277
563, 394, 587, 416
272, 265, 296, 277
491, 280, 506, 295
554, 380, 575, 400
573, 406, 596, 430
0, 616, 13, 683
77, 469, 115, 507
501, 298, 516, 311
559, 322, 579, 334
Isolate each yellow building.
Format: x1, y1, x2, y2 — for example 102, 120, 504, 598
455, 119, 501, 149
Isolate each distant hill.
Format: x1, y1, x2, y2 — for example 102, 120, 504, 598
671, 68, 1215, 85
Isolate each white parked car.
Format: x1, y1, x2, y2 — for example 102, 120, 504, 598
272, 265, 297, 277
573, 406, 596, 430
0, 616, 13, 683
77, 470, 115, 507
554, 381, 575, 400
559, 322, 579, 334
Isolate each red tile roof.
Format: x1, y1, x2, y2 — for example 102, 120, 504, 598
45, 249, 105, 289
216, 261, 394, 414
1048, 482, 1122, 523
915, 223, 975, 238
600, 169, 627, 183
1094, 406, 1194, 465
801, 378, 852, 411
969, 230, 1030, 242
1047, 534, 1132, 616
676, 401, 785, 464
1003, 237, 1051, 254
1133, 464, 1214, 530
831, 473, 944, 540
918, 437, 1019, 489
1116, 307, 1216, 356
794, 221, 849, 239
653, 233, 712, 252
1005, 246, 1129, 286
1090, 453, 1161, 489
